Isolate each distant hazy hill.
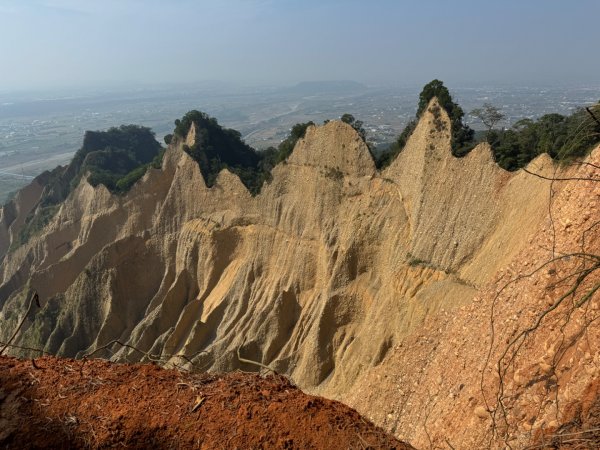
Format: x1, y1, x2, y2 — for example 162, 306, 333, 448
286, 80, 368, 94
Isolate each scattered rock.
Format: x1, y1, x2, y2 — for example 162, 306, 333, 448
474, 406, 488, 419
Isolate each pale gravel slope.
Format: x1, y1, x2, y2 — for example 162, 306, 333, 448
346, 148, 600, 449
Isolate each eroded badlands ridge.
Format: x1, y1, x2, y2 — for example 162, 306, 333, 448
2, 99, 597, 447
0, 99, 552, 389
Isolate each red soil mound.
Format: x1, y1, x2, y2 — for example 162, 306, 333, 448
0, 356, 411, 449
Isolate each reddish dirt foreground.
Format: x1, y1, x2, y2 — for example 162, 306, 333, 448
0, 356, 412, 449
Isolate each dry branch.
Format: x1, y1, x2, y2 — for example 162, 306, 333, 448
481, 156, 600, 448
236, 339, 277, 374
0, 291, 39, 356
522, 168, 600, 182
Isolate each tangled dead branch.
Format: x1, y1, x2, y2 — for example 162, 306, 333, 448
79, 339, 211, 373
482, 155, 600, 449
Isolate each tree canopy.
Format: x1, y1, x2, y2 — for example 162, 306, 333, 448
38, 125, 163, 206
175, 110, 261, 190
73, 125, 163, 194
471, 103, 505, 140
417, 79, 475, 156
488, 106, 600, 170
176, 110, 314, 195
340, 114, 367, 142
376, 79, 475, 168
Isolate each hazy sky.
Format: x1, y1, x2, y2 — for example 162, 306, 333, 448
0, 0, 598, 90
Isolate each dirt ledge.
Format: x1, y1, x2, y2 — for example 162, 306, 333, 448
0, 356, 412, 449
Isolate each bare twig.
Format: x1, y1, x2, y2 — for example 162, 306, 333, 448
586, 106, 600, 127
522, 168, 600, 182
0, 342, 51, 356
81, 339, 208, 367
570, 160, 600, 171
236, 339, 277, 374
83, 340, 163, 361
191, 396, 205, 412
0, 291, 39, 356
494, 263, 599, 437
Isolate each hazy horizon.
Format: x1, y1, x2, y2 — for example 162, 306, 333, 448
1, 0, 599, 91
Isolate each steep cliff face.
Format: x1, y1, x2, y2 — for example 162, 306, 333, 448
0, 178, 45, 259
346, 148, 600, 448
0, 99, 586, 416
